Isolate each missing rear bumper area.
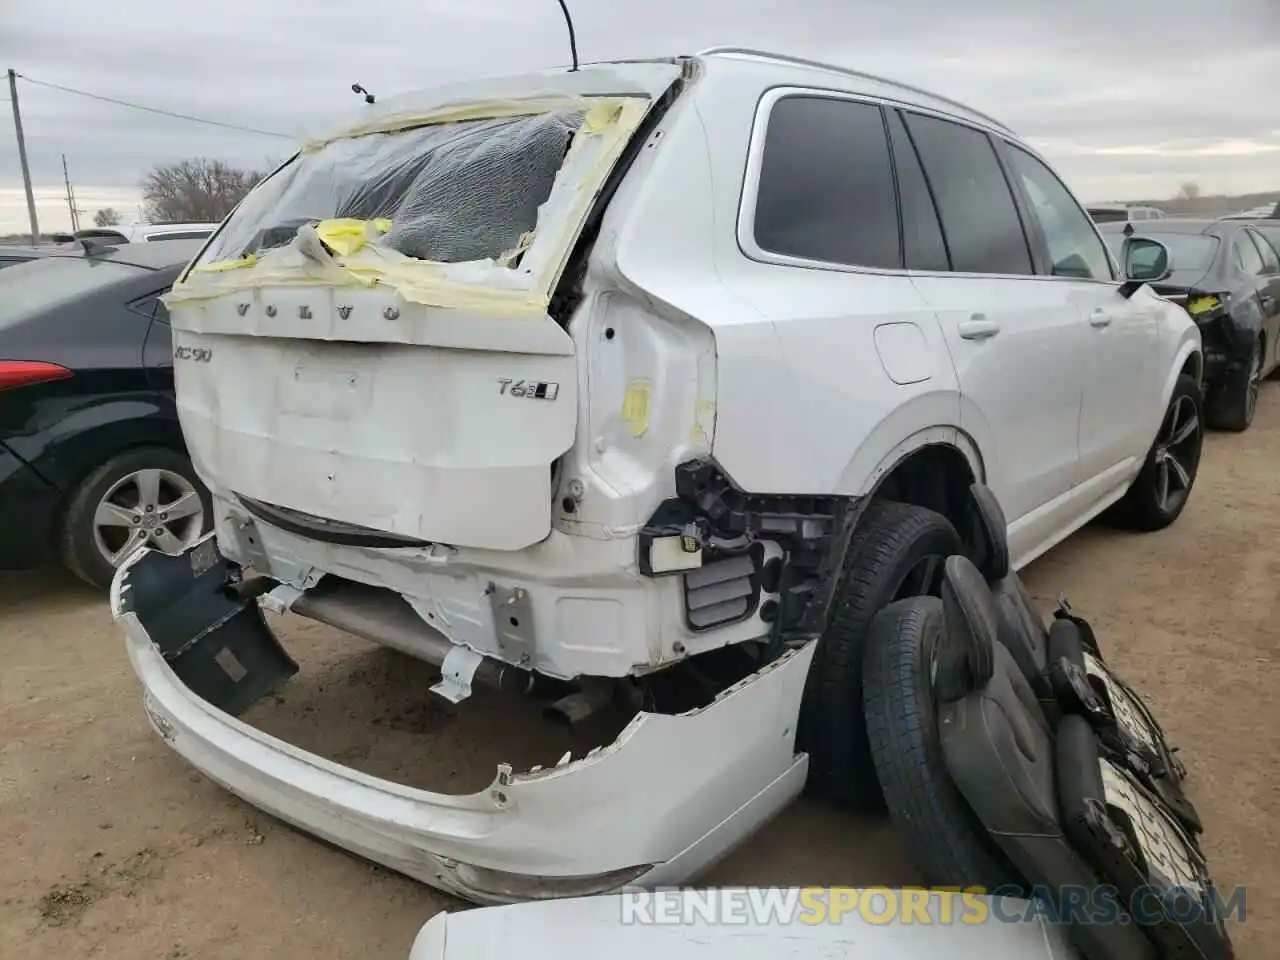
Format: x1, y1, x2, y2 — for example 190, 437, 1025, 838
110, 538, 816, 903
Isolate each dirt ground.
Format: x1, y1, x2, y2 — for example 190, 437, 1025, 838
3, 398, 1278, 960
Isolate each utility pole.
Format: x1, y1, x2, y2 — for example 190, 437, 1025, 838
8, 69, 41, 245
61, 154, 82, 232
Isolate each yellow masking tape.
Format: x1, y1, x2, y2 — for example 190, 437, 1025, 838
192, 253, 258, 273
304, 95, 594, 151
622, 380, 652, 438
314, 218, 392, 257
583, 101, 623, 133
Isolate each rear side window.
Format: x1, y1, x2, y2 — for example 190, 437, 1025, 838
1248, 230, 1279, 274
903, 112, 1033, 275
1254, 225, 1280, 262
752, 95, 900, 270
1004, 145, 1113, 281
885, 110, 949, 272
0, 257, 144, 329
146, 231, 212, 242
1234, 234, 1266, 276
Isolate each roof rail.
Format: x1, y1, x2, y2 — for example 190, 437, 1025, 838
695, 46, 1014, 134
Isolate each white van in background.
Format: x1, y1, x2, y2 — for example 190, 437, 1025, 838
1086, 203, 1165, 224
52, 223, 219, 245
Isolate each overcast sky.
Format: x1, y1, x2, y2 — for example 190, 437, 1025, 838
2, 0, 1278, 233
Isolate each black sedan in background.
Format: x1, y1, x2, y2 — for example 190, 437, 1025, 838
0, 238, 211, 588
1100, 219, 1280, 432
0, 245, 55, 269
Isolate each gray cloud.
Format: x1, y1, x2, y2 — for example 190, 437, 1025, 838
2, 0, 1277, 231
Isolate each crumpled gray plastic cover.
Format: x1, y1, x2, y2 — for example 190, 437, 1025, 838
217, 110, 583, 265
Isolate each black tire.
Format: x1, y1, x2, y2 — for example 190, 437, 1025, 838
1107, 374, 1203, 532
797, 500, 963, 810
1205, 336, 1261, 432
863, 597, 1022, 889
58, 446, 212, 590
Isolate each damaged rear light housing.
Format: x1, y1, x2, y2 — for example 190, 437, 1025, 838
1185, 292, 1230, 320
0, 360, 72, 391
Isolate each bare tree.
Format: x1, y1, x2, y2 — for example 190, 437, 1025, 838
141, 158, 262, 223
93, 207, 122, 227
1177, 181, 1202, 201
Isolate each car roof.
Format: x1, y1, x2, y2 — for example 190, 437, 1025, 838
319, 48, 1013, 148
695, 47, 1013, 135
38, 237, 206, 270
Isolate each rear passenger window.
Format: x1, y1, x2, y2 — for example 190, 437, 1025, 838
1234, 234, 1266, 276
752, 95, 900, 270
902, 112, 1034, 276
886, 110, 949, 272
1249, 231, 1279, 275
1004, 144, 1113, 281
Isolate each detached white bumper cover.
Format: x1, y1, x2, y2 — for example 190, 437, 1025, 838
111, 548, 814, 905
407, 891, 1078, 959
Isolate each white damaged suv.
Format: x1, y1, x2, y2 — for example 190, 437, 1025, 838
112, 47, 1204, 904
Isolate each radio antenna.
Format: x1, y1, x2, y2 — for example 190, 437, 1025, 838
351, 83, 376, 104
555, 0, 580, 71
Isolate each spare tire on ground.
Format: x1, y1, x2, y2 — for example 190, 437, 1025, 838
861, 594, 1023, 891
798, 501, 963, 811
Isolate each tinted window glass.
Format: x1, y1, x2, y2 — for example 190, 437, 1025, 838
1006, 145, 1112, 281
903, 113, 1033, 275
146, 231, 212, 242
1234, 234, 1266, 275
1100, 231, 1220, 287
886, 110, 949, 272
1254, 224, 1280, 259
0, 257, 144, 329
1248, 230, 1279, 274
753, 95, 900, 269
1088, 208, 1130, 224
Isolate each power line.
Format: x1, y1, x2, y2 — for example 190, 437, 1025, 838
15, 73, 294, 140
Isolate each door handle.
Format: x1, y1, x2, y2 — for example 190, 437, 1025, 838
1089, 309, 1113, 329
958, 315, 1001, 340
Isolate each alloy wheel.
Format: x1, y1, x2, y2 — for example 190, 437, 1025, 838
92, 468, 206, 568
1151, 394, 1201, 514
1246, 341, 1262, 425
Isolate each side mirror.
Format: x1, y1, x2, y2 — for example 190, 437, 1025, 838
1122, 236, 1172, 283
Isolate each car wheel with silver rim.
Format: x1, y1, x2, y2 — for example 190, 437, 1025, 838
1206, 335, 1263, 432
1106, 373, 1204, 532
58, 446, 212, 590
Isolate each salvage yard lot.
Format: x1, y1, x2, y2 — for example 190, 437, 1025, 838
3, 400, 1279, 960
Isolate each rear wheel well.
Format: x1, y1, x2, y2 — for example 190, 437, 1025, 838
1180, 351, 1203, 387
870, 444, 976, 549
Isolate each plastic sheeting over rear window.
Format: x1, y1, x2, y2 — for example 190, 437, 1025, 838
197, 110, 584, 268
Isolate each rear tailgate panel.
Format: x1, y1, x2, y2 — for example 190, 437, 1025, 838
176, 324, 577, 552
169, 64, 684, 553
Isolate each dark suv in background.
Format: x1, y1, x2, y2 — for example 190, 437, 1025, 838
0, 239, 212, 588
